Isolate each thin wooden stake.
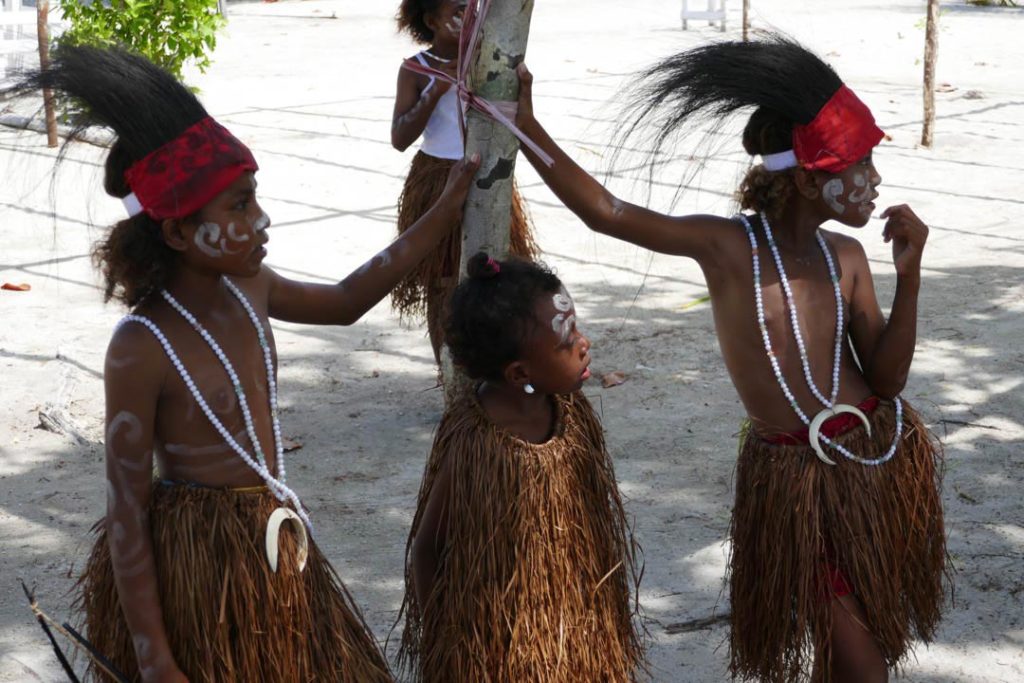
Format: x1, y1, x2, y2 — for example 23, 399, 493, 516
921, 0, 940, 147
35, 0, 58, 148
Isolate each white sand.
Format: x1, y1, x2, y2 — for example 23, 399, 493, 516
1, 1, 1021, 680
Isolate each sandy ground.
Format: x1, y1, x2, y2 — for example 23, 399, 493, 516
0, 1, 1022, 680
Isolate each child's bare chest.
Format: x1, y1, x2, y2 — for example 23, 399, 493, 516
149, 310, 280, 484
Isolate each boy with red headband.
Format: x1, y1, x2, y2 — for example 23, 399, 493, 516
514, 38, 947, 682
5, 46, 481, 682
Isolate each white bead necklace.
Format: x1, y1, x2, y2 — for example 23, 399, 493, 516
738, 212, 902, 466
117, 279, 312, 531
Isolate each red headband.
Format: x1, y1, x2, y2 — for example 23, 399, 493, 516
792, 85, 884, 174
123, 117, 258, 221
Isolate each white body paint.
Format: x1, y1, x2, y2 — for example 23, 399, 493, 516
822, 179, 846, 214
551, 289, 576, 344
227, 222, 251, 243
195, 222, 224, 258
107, 410, 143, 445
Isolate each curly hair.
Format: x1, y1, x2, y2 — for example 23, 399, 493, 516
92, 141, 180, 307
445, 252, 563, 382
396, 0, 445, 44
737, 106, 797, 219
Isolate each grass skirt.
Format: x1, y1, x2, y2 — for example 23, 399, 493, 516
399, 392, 644, 682
728, 399, 947, 682
392, 151, 538, 326
76, 483, 393, 682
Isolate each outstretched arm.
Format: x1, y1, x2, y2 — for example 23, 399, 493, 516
265, 154, 479, 325
103, 326, 188, 683
515, 64, 730, 266
847, 205, 928, 398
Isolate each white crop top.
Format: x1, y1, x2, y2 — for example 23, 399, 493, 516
415, 52, 465, 160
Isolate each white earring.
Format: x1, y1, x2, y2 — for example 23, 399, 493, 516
524, 383, 535, 395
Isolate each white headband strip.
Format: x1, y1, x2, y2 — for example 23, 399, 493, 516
123, 192, 144, 218
761, 149, 799, 172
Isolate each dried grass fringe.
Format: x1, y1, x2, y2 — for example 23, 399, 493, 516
398, 392, 645, 682
728, 399, 949, 682
391, 151, 538, 323
76, 483, 393, 682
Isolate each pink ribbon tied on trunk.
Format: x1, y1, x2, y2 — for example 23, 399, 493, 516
401, 0, 554, 167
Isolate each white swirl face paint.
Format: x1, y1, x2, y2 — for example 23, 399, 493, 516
227, 222, 250, 243
551, 288, 576, 345
848, 170, 874, 217
195, 222, 224, 258
822, 179, 846, 214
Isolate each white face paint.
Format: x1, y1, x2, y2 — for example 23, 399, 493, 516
551, 288, 576, 345
227, 222, 250, 243
251, 212, 270, 233
848, 170, 874, 217
194, 222, 224, 258
822, 179, 846, 214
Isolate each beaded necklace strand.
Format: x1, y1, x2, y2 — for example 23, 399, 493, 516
737, 212, 902, 466
119, 278, 312, 529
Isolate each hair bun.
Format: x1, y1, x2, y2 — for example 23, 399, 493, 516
466, 251, 501, 280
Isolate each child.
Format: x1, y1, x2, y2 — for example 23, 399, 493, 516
513, 39, 946, 682
392, 0, 537, 364
398, 252, 644, 682
6, 45, 479, 682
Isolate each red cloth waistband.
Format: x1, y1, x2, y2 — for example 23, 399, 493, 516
793, 85, 884, 174
124, 117, 258, 221
761, 396, 881, 446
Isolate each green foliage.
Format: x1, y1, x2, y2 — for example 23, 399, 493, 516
58, 0, 225, 82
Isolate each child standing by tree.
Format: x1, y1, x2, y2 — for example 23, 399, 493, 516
6, 45, 479, 682
514, 38, 946, 683
398, 253, 644, 682
392, 0, 537, 365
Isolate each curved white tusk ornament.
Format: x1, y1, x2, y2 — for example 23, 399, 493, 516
265, 507, 309, 573
808, 404, 872, 466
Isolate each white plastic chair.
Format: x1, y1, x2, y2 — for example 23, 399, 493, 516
681, 0, 727, 32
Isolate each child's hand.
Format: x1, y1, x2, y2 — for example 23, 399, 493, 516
438, 153, 481, 216
880, 204, 928, 277
516, 63, 536, 127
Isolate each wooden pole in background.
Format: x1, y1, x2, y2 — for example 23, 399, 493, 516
36, 0, 58, 147
743, 0, 750, 41
921, 0, 939, 147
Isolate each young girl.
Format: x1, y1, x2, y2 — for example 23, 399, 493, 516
514, 39, 946, 682
392, 0, 537, 364
7, 45, 479, 682
398, 252, 644, 682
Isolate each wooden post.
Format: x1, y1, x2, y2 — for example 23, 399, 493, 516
441, 0, 536, 401
742, 0, 750, 41
921, 0, 939, 148
36, 0, 58, 148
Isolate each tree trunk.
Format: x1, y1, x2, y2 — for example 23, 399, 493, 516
921, 0, 939, 148
742, 0, 750, 41
442, 0, 536, 402
36, 0, 58, 148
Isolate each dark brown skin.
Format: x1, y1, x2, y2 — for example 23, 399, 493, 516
411, 292, 592, 609
514, 63, 927, 682
391, 0, 466, 152
103, 157, 478, 683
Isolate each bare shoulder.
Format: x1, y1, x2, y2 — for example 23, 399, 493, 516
105, 315, 167, 385
820, 228, 869, 262
231, 267, 275, 313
